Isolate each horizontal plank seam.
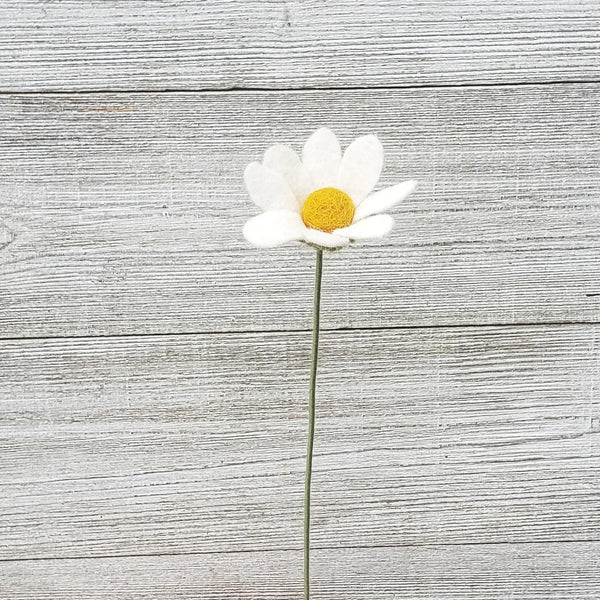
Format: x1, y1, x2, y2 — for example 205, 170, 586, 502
4, 450, 594, 491
1, 319, 597, 344
1, 78, 600, 96
1, 538, 597, 564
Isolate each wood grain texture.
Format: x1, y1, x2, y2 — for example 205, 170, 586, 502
4, 543, 600, 599
2, 3, 599, 595
1, 84, 599, 338
1, 1, 599, 92
1, 325, 599, 559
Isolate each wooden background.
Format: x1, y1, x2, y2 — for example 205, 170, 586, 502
1, 1, 599, 598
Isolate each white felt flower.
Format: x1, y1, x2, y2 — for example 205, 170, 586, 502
243, 127, 416, 250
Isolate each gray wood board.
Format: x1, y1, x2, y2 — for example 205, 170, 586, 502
3, 543, 600, 599
2, 324, 599, 559
1, 1, 599, 92
1, 85, 599, 338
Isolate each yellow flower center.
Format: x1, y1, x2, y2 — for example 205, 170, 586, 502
301, 187, 355, 233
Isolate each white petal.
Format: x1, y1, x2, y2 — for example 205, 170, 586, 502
302, 127, 342, 189
303, 228, 349, 249
243, 210, 306, 248
334, 214, 394, 240
263, 144, 312, 203
354, 180, 417, 222
337, 134, 384, 204
244, 162, 298, 211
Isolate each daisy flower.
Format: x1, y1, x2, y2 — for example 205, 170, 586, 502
242, 127, 417, 249
241, 127, 417, 600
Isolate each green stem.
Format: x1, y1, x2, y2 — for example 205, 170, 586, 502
304, 248, 323, 600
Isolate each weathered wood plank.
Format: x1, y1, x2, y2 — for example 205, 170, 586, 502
1, 1, 599, 92
1, 85, 599, 338
1, 325, 598, 559
4, 543, 600, 599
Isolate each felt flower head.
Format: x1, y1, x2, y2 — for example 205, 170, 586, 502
243, 127, 416, 249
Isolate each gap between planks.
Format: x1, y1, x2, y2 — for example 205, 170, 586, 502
1, 319, 598, 344
2, 538, 598, 565
1, 77, 600, 96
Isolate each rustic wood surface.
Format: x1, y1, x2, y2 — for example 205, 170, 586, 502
1, 85, 599, 338
1, 1, 599, 91
1, 1, 599, 598
4, 544, 600, 599
2, 324, 600, 558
